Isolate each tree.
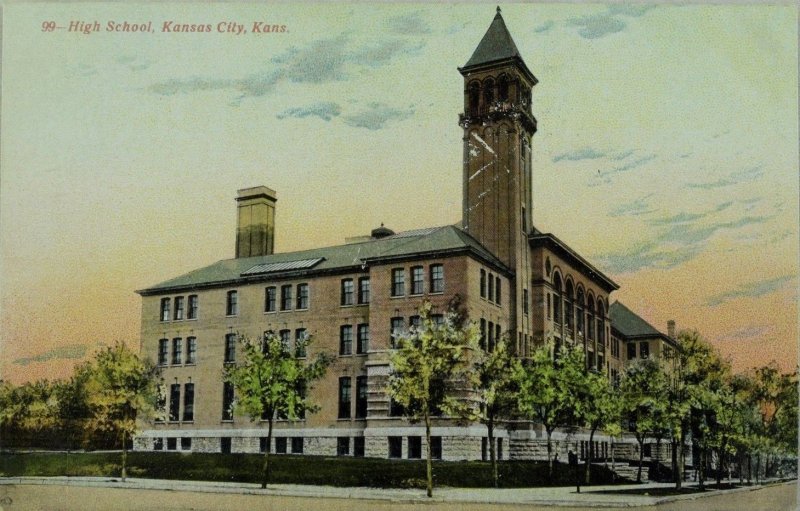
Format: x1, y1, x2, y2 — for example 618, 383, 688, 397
620, 358, 670, 483
224, 331, 330, 489
468, 334, 521, 487
388, 302, 478, 498
83, 342, 162, 481
578, 369, 621, 484
515, 340, 585, 481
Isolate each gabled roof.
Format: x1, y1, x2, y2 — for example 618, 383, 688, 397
609, 302, 675, 349
460, 8, 537, 84
137, 225, 509, 295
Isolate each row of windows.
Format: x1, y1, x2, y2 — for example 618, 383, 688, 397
222, 381, 307, 422
264, 283, 310, 312
388, 436, 443, 459
341, 277, 370, 306
339, 324, 369, 355
627, 341, 649, 360
391, 264, 444, 298
479, 269, 502, 305
479, 319, 503, 352
389, 314, 445, 348
160, 295, 198, 322
156, 382, 194, 422
338, 376, 368, 419
223, 329, 308, 364
158, 337, 197, 366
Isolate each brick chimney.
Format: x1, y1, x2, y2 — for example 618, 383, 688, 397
667, 320, 676, 339
235, 186, 276, 258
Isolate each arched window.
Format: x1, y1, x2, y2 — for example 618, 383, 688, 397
565, 279, 574, 331
469, 82, 480, 114
596, 298, 606, 347
576, 286, 585, 335
552, 272, 562, 324
483, 79, 495, 107
586, 292, 595, 341
498, 75, 509, 102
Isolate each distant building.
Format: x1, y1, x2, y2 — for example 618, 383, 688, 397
133, 8, 672, 464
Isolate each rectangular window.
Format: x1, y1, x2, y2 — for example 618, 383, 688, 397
172, 338, 182, 365
488, 273, 494, 302
187, 295, 198, 319
222, 382, 234, 421
339, 325, 353, 355
296, 283, 309, 310
291, 437, 303, 454
338, 377, 351, 419
341, 278, 354, 306
547, 293, 551, 319
627, 342, 637, 360
430, 264, 444, 293
597, 319, 605, 345
153, 438, 163, 451
587, 313, 595, 340
411, 266, 424, 295
354, 437, 365, 457
186, 337, 197, 364
431, 436, 442, 460
224, 333, 236, 363
553, 295, 561, 324
260, 437, 270, 453
280, 285, 292, 311
280, 329, 291, 352
265, 286, 277, 312
390, 317, 404, 348
480, 319, 486, 351
174, 296, 184, 320
409, 315, 421, 330
357, 324, 369, 354
275, 437, 287, 454
487, 321, 495, 352
577, 308, 585, 334
183, 383, 194, 422
295, 328, 307, 358
169, 384, 180, 421
391, 269, 405, 297
337, 437, 350, 456
220, 437, 231, 454
167, 437, 177, 451
160, 298, 170, 322
226, 291, 238, 316
158, 339, 168, 366
523, 289, 529, 315
640, 341, 650, 359
480, 269, 486, 298
407, 436, 422, 459
431, 314, 444, 327
388, 436, 402, 458
389, 398, 405, 417
356, 375, 368, 419
495, 276, 501, 304
358, 277, 370, 304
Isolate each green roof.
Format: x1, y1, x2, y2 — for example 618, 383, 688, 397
609, 301, 664, 339
138, 225, 508, 295
461, 8, 536, 84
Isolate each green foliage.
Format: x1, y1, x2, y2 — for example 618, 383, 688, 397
388, 301, 478, 497
223, 332, 331, 423
223, 331, 331, 488
515, 340, 586, 479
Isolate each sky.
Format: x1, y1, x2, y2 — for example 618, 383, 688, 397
1, 2, 797, 384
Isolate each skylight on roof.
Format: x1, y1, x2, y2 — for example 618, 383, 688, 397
241, 258, 325, 276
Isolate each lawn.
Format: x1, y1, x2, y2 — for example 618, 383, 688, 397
0, 451, 628, 488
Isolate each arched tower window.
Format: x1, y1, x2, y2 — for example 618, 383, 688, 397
483, 79, 495, 108
468, 82, 480, 115
498, 75, 509, 102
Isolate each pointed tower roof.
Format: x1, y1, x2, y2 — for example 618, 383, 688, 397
460, 7, 536, 84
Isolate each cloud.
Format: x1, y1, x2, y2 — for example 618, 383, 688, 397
590, 154, 656, 185
386, 12, 431, 35
148, 34, 422, 102
276, 102, 342, 121
567, 13, 626, 39
596, 241, 696, 274
706, 275, 795, 306
534, 20, 555, 33
567, 5, 655, 39
343, 102, 415, 130
686, 165, 764, 190
717, 325, 773, 342
609, 195, 654, 217
552, 147, 607, 162
13, 344, 88, 366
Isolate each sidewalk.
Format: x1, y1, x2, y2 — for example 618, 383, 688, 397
0, 475, 793, 508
